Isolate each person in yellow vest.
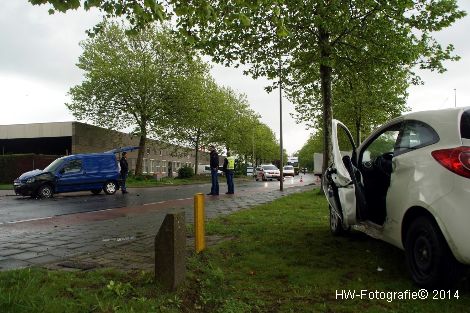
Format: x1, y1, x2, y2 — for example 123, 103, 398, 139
223, 152, 235, 194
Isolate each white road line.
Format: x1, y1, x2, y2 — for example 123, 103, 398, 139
84, 208, 115, 213
5, 216, 53, 224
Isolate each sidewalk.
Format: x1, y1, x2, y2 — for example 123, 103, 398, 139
0, 184, 317, 271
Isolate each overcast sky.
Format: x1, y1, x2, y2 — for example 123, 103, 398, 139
1, 1, 469, 154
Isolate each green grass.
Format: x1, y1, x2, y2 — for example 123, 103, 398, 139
0, 190, 468, 313
126, 175, 251, 188
0, 184, 12, 190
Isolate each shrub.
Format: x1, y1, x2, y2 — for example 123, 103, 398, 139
177, 166, 194, 179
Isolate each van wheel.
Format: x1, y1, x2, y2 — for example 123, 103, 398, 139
405, 216, 461, 288
38, 184, 53, 199
103, 181, 117, 195
91, 189, 102, 195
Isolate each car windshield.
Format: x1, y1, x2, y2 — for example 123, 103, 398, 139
43, 158, 65, 173
284, 166, 294, 170
263, 165, 277, 170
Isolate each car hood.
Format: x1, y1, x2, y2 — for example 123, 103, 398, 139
18, 169, 44, 180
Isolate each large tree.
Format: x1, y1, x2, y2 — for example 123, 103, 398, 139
171, 0, 464, 173
66, 22, 198, 175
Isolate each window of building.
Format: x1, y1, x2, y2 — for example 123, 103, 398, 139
149, 159, 154, 173
143, 158, 148, 174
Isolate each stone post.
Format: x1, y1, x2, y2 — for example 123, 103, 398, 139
155, 212, 186, 291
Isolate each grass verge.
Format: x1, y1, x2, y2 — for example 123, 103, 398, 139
0, 184, 12, 190
0, 190, 468, 312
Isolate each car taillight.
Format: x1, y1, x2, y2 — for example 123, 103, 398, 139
432, 147, 470, 178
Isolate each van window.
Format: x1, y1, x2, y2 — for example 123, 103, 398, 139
63, 160, 82, 174
461, 110, 470, 139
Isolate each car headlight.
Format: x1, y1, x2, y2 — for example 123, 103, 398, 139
26, 177, 35, 184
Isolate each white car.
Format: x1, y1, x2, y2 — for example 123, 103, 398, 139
323, 107, 470, 287
283, 165, 295, 177
255, 164, 281, 181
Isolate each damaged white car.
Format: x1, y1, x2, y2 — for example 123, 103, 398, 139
323, 107, 470, 288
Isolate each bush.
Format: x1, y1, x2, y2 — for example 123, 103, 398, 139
177, 166, 194, 179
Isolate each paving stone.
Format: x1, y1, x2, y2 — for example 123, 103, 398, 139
27, 246, 52, 253
9, 251, 43, 260
0, 259, 31, 270
41, 240, 68, 247
14, 243, 38, 249
1, 249, 23, 256
27, 254, 62, 265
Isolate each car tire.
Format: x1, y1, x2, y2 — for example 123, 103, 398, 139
329, 205, 347, 236
91, 189, 102, 195
103, 181, 118, 195
404, 216, 462, 288
37, 184, 53, 199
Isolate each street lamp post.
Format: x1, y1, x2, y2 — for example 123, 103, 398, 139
454, 88, 457, 107
279, 55, 284, 192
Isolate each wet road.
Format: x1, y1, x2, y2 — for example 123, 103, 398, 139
0, 175, 316, 225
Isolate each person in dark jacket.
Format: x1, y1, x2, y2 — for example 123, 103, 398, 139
207, 145, 219, 196
120, 152, 129, 194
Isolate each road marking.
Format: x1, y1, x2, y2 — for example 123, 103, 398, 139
5, 216, 53, 225
84, 208, 115, 213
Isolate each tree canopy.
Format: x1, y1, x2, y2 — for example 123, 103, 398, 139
33, 0, 466, 173
66, 22, 200, 174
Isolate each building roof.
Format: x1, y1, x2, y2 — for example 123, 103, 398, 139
0, 121, 73, 139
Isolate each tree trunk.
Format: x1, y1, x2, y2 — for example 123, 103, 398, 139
194, 129, 201, 174
355, 120, 361, 147
319, 27, 333, 176
135, 128, 147, 176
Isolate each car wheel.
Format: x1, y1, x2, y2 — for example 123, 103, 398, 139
405, 216, 462, 288
38, 184, 53, 199
91, 189, 102, 195
103, 181, 117, 195
329, 205, 347, 236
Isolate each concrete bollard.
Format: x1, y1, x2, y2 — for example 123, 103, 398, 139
155, 212, 186, 291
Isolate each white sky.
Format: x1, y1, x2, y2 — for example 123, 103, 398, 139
1, 1, 469, 154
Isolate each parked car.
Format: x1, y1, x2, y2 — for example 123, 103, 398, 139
13, 146, 138, 198
255, 164, 281, 181
283, 165, 295, 177
323, 107, 470, 287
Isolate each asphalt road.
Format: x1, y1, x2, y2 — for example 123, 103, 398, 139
0, 174, 316, 225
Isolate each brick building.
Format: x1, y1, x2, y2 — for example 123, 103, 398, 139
0, 121, 216, 180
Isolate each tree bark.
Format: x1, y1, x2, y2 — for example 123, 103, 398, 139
194, 129, 201, 174
319, 27, 333, 176
135, 127, 147, 176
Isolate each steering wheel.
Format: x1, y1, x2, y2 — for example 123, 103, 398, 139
374, 152, 394, 177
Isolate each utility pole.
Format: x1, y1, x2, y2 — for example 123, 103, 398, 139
454, 88, 457, 107
279, 55, 284, 191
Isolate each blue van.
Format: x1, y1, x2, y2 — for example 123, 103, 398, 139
13, 147, 138, 198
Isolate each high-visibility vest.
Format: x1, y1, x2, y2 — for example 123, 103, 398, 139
227, 156, 235, 170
